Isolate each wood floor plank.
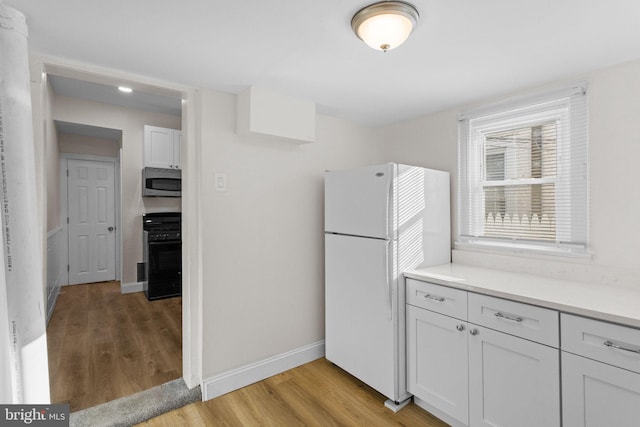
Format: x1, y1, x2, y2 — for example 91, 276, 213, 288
47, 281, 182, 412
140, 358, 451, 427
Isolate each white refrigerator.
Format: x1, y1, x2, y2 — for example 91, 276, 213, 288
324, 163, 450, 407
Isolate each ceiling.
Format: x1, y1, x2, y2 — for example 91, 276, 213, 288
7, 0, 640, 127
49, 75, 182, 117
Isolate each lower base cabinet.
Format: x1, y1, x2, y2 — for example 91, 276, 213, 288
406, 277, 640, 427
406, 279, 560, 427
407, 305, 469, 426
560, 312, 640, 427
408, 311, 561, 427
468, 325, 560, 427
562, 352, 640, 427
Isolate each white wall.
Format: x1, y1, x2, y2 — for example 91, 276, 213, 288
382, 58, 640, 289
43, 79, 60, 232
58, 132, 121, 158
198, 89, 383, 378
52, 95, 181, 284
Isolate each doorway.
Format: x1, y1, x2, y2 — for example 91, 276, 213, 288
39, 68, 194, 411
8, 57, 202, 403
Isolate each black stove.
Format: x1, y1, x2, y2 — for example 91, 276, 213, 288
143, 212, 181, 300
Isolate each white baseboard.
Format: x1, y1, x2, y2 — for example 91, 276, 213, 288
46, 284, 61, 324
202, 340, 325, 401
121, 281, 143, 294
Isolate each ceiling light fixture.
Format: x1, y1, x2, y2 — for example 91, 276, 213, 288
118, 86, 133, 93
351, 1, 419, 52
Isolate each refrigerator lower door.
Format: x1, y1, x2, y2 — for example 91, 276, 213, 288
325, 233, 398, 401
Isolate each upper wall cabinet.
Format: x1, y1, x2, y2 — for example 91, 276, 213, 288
144, 125, 181, 170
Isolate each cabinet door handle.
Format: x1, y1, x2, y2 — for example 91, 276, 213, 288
469, 328, 479, 336
604, 340, 640, 354
456, 324, 465, 332
424, 294, 445, 303
494, 312, 523, 323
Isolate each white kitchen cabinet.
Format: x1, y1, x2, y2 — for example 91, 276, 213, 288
562, 352, 640, 427
407, 304, 469, 427
468, 325, 560, 427
561, 313, 640, 427
144, 125, 181, 169
406, 278, 560, 427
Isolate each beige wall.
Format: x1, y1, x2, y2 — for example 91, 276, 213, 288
381, 58, 640, 288
198, 89, 383, 377
58, 132, 121, 158
44, 79, 60, 232
51, 95, 181, 284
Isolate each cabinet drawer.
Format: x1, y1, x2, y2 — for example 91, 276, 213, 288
406, 278, 467, 320
468, 293, 559, 347
561, 313, 640, 374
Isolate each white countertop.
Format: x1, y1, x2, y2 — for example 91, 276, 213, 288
404, 263, 640, 329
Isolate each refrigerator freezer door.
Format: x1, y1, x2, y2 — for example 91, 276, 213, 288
325, 233, 397, 401
325, 163, 394, 239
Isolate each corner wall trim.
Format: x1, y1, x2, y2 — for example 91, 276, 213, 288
121, 281, 143, 294
202, 340, 325, 401
46, 226, 65, 324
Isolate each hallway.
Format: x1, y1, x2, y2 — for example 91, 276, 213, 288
46, 281, 182, 412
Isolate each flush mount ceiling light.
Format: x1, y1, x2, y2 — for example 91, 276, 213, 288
118, 86, 133, 93
351, 1, 419, 52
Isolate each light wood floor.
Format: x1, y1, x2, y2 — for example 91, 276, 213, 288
138, 358, 451, 427
46, 281, 182, 412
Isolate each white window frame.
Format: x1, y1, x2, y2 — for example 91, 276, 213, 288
457, 84, 589, 257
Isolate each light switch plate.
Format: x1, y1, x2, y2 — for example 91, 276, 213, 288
214, 173, 227, 192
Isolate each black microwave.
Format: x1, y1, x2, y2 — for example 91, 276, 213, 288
142, 167, 181, 197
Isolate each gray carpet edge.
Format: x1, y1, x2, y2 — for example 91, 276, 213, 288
69, 378, 202, 427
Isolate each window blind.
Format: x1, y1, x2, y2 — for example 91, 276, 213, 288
458, 84, 588, 255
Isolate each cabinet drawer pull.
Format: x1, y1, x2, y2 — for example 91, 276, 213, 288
423, 294, 445, 303
604, 340, 640, 355
469, 328, 479, 336
456, 324, 465, 332
494, 312, 523, 323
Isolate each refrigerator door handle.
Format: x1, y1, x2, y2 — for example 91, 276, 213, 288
384, 240, 392, 320
384, 168, 393, 240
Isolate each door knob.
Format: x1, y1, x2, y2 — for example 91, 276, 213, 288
108, 226, 114, 232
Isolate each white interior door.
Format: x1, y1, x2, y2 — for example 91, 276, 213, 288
324, 163, 393, 239
67, 159, 116, 285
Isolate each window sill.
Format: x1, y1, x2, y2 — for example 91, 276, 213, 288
454, 240, 593, 261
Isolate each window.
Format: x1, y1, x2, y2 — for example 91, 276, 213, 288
457, 85, 588, 256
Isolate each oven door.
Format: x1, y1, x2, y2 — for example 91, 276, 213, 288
145, 240, 182, 300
